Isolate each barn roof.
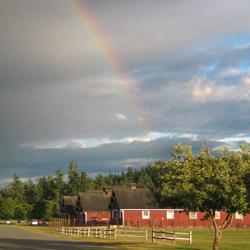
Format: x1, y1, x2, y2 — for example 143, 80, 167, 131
78, 190, 111, 211
113, 187, 159, 209
63, 196, 77, 206
61, 196, 77, 214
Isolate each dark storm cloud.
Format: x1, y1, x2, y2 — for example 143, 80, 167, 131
0, 136, 223, 185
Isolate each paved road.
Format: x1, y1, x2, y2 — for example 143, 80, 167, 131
0, 225, 120, 250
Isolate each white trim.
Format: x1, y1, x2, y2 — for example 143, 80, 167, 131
120, 208, 184, 211
121, 210, 125, 226
84, 212, 87, 225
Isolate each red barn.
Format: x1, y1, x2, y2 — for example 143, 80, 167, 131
110, 184, 250, 228
77, 189, 112, 226
60, 184, 250, 228
110, 183, 171, 227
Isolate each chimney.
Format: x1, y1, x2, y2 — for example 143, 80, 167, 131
103, 186, 113, 197
129, 183, 136, 190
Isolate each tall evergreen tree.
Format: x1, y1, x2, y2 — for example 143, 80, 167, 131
67, 161, 81, 195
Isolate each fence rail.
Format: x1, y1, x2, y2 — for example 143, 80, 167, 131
57, 226, 116, 239
57, 226, 191, 244
116, 229, 148, 241
57, 226, 149, 240
152, 229, 192, 244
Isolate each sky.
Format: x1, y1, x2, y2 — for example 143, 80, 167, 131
1, 0, 250, 185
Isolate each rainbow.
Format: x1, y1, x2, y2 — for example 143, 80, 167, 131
69, 0, 147, 132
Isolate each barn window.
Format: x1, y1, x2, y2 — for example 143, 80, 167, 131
189, 211, 197, 220
142, 210, 150, 219
166, 210, 174, 219
235, 212, 243, 220
215, 211, 220, 220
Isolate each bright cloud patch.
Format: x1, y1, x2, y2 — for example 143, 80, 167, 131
21, 139, 86, 149
243, 76, 250, 87
191, 77, 214, 100
115, 113, 128, 121
190, 76, 250, 102
20, 132, 199, 150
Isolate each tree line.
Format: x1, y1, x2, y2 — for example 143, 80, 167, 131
0, 160, 157, 221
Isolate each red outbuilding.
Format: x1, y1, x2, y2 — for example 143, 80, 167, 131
76, 188, 112, 226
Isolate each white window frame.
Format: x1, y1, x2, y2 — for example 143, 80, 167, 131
235, 212, 243, 220
189, 211, 197, 220
215, 211, 220, 220
142, 210, 150, 219
166, 210, 174, 219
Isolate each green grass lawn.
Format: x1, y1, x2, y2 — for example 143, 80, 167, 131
17, 226, 250, 250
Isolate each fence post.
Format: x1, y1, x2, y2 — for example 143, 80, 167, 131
173, 231, 176, 246
152, 229, 155, 243
189, 231, 192, 244
145, 229, 148, 241
114, 228, 117, 239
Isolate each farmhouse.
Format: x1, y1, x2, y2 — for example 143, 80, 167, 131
76, 188, 112, 226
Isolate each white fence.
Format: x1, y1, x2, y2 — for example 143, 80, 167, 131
152, 229, 192, 244
57, 227, 191, 244
57, 227, 116, 239
57, 226, 148, 240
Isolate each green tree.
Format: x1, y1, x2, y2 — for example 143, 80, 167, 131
79, 171, 92, 192
23, 180, 37, 210
53, 170, 66, 217
94, 174, 105, 189
136, 171, 154, 189
0, 197, 16, 219
15, 203, 32, 220
156, 144, 250, 250
67, 161, 81, 195
54, 170, 65, 198
9, 174, 24, 203
43, 199, 59, 221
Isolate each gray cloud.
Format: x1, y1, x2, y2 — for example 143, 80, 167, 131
1, 0, 250, 184
0, 136, 223, 185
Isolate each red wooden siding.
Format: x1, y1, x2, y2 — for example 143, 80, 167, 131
121, 210, 250, 228
85, 211, 111, 225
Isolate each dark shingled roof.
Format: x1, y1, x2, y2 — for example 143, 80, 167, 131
78, 190, 111, 211
61, 196, 77, 214
113, 187, 159, 209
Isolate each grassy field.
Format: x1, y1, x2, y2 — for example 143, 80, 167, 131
17, 226, 250, 250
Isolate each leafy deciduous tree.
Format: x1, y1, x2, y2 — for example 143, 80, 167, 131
156, 144, 250, 250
